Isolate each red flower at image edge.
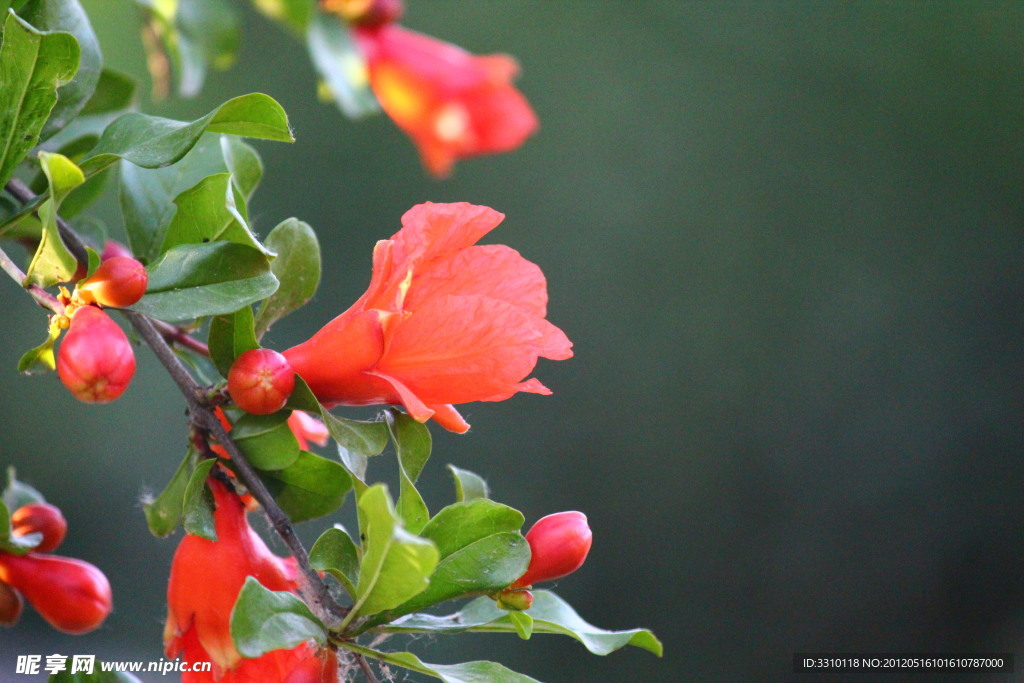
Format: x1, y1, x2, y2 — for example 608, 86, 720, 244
283, 202, 572, 433
164, 480, 336, 682
355, 24, 538, 177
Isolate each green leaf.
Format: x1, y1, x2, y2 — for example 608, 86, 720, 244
134, 241, 278, 321
49, 667, 143, 682
386, 590, 664, 658
258, 450, 351, 523
230, 576, 326, 658
307, 11, 379, 119
340, 644, 541, 683
82, 92, 293, 177
208, 305, 258, 377
250, 0, 311, 34
322, 410, 388, 457
2, 467, 45, 511
80, 69, 136, 116
284, 374, 320, 413
21, 0, 101, 141
24, 151, 83, 287
120, 133, 260, 261
254, 218, 320, 338
420, 499, 525, 559
176, 0, 241, 97
232, 411, 300, 470
359, 500, 529, 628
448, 464, 490, 502
17, 318, 62, 375
182, 458, 217, 540
0, 11, 78, 188
509, 611, 534, 640
159, 172, 272, 256
348, 485, 438, 623
309, 525, 360, 598
386, 411, 431, 534
143, 449, 195, 537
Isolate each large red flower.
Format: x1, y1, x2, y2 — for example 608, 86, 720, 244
355, 24, 538, 177
283, 202, 572, 433
164, 479, 336, 682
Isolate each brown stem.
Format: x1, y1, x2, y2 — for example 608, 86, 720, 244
0, 244, 65, 315
355, 653, 379, 683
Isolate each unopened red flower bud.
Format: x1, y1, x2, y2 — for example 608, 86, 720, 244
100, 240, 133, 261
228, 349, 295, 415
11, 502, 67, 553
496, 587, 533, 611
511, 511, 592, 589
0, 580, 23, 627
75, 256, 148, 308
0, 553, 112, 634
57, 305, 136, 403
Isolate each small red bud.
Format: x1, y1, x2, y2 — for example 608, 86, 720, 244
11, 502, 67, 553
496, 587, 534, 611
100, 240, 133, 261
0, 581, 23, 627
57, 305, 136, 403
0, 553, 112, 634
511, 511, 592, 589
228, 349, 295, 415
75, 256, 148, 308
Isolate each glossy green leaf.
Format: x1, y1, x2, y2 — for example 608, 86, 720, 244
254, 218, 320, 338
17, 318, 61, 375
232, 411, 300, 470
250, 0, 311, 34
208, 305, 258, 377
159, 172, 271, 256
21, 0, 100, 141
509, 611, 534, 640
82, 92, 292, 177
181, 458, 217, 541
349, 485, 438, 622
24, 152, 83, 287
143, 449, 195, 537
420, 499, 525, 559
284, 374, 320, 413
0, 11, 78, 188
307, 11, 379, 119
2, 467, 45, 511
258, 450, 351, 523
340, 644, 541, 683
134, 241, 278, 321
385, 590, 664, 658
120, 134, 260, 260
310, 525, 360, 599
322, 410, 388, 457
176, 0, 241, 97
336, 444, 368, 486
230, 576, 326, 658
448, 464, 490, 502
386, 411, 431, 534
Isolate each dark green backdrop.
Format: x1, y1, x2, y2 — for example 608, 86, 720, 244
2, 2, 1023, 680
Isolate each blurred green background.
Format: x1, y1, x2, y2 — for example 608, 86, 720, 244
2, 1, 1023, 680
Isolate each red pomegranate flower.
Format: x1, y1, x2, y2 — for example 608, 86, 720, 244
355, 24, 538, 177
164, 479, 336, 681
283, 202, 572, 433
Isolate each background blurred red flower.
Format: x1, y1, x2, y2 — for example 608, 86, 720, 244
356, 24, 538, 177
284, 202, 572, 433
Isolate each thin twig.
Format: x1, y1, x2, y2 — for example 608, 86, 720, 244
354, 652, 380, 683
121, 309, 345, 628
0, 244, 65, 315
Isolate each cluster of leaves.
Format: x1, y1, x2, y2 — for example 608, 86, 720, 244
0, 0, 660, 680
